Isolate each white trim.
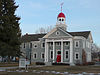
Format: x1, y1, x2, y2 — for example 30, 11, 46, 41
45, 40, 48, 62
70, 39, 74, 65
46, 39, 72, 42
73, 36, 86, 40
45, 41, 47, 62
41, 52, 44, 59
33, 52, 37, 59
65, 50, 69, 60
53, 41, 55, 62
75, 52, 80, 60
75, 41, 79, 48
43, 27, 57, 38
43, 27, 73, 39
83, 40, 85, 48
61, 40, 63, 62
58, 28, 72, 37
50, 50, 53, 59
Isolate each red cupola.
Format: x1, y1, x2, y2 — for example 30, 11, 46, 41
57, 12, 65, 18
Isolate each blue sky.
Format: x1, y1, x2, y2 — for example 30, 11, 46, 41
15, 0, 100, 46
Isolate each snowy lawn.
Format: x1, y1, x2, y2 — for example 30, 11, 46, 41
0, 65, 100, 75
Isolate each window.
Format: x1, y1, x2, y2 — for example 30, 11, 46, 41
75, 41, 79, 48
56, 42, 61, 46
75, 52, 79, 60
41, 53, 44, 59
33, 53, 37, 59
42, 43, 45, 48
34, 44, 37, 48
30, 43, 32, 48
59, 19, 61, 21
23, 43, 25, 48
49, 42, 53, 46
65, 50, 69, 59
56, 31, 60, 35
64, 42, 69, 46
50, 50, 53, 59
62, 19, 64, 21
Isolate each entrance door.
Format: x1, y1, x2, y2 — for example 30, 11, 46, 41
56, 51, 61, 62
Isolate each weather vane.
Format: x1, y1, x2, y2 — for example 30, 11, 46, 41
61, 2, 64, 12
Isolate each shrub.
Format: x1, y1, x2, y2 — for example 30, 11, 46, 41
36, 62, 45, 65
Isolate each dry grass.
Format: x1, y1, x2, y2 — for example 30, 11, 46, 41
29, 65, 100, 73
0, 65, 100, 75
0, 62, 18, 67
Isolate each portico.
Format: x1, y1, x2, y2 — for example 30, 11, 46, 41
45, 38, 74, 65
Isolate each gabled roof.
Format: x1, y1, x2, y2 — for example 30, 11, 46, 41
21, 34, 46, 43
21, 31, 91, 43
68, 31, 90, 39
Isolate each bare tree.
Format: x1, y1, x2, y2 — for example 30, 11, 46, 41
91, 43, 100, 61
35, 26, 53, 34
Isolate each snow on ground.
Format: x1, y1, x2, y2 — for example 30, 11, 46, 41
0, 66, 100, 75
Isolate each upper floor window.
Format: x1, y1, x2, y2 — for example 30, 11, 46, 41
75, 41, 79, 48
56, 42, 61, 46
49, 42, 53, 46
42, 43, 45, 48
64, 42, 69, 46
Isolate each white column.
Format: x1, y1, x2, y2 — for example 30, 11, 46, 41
70, 39, 75, 66
45, 39, 48, 62
61, 40, 63, 62
53, 40, 55, 62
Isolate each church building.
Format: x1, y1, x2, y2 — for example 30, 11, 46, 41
21, 11, 93, 65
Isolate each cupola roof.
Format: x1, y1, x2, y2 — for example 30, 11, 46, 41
57, 12, 65, 18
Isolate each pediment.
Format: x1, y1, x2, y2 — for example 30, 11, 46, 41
43, 27, 72, 38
